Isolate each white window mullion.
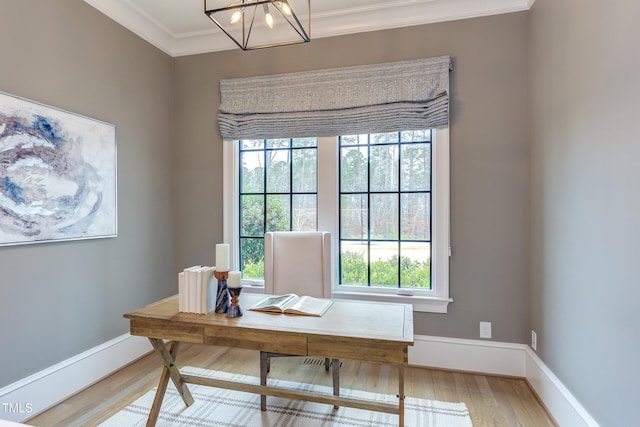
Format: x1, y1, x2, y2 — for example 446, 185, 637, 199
317, 136, 340, 291
432, 128, 451, 302
223, 140, 240, 270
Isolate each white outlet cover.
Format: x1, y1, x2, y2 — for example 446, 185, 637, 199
479, 321, 492, 339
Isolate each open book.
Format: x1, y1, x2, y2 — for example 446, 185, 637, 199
250, 294, 333, 317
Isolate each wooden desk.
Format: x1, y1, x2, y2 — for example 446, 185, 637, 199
124, 294, 414, 426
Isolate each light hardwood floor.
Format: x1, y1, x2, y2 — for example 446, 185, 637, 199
26, 343, 557, 426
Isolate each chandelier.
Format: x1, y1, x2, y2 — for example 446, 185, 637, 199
204, 0, 311, 51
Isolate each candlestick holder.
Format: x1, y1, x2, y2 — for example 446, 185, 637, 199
226, 286, 243, 318
214, 271, 230, 314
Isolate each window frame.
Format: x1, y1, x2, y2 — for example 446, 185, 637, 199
223, 129, 451, 313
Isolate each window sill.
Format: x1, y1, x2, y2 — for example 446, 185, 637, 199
240, 282, 451, 313
332, 290, 451, 313
241, 281, 267, 294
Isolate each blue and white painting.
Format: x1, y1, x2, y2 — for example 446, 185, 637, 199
0, 92, 116, 246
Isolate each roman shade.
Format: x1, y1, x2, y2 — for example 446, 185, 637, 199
218, 55, 451, 140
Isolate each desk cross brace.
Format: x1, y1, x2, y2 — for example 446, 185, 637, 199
182, 373, 402, 415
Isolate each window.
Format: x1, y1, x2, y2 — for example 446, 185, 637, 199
339, 131, 432, 289
237, 138, 318, 278
223, 128, 450, 313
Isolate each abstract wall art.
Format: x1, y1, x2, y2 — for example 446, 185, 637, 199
0, 92, 117, 246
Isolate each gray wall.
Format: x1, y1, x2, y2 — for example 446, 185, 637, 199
0, 2, 176, 387
529, 0, 640, 425
172, 13, 531, 342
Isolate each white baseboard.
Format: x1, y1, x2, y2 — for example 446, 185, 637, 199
408, 334, 527, 376
0, 334, 151, 423
1, 333, 599, 427
409, 335, 599, 427
524, 346, 600, 427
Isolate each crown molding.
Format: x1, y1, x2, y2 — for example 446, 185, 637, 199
84, 0, 535, 57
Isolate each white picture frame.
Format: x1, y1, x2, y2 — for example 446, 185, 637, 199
0, 91, 117, 246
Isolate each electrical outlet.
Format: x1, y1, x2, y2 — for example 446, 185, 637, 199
531, 330, 537, 351
479, 321, 492, 339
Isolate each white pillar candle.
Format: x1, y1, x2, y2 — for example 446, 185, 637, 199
216, 243, 230, 272
228, 271, 242, 288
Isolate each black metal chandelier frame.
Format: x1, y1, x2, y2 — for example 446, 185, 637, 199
204, 0, 311, 51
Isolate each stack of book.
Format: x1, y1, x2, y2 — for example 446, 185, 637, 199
178, 265, 217, 314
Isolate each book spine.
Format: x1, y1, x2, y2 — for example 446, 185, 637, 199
201, 267, 216, 314
178, 271, 185, 312
189, 268, 200, 313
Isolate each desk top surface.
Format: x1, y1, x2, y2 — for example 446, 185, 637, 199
125, 293, 413, 345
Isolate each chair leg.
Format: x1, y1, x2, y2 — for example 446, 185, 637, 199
324, 357, 331, 371
332, 358, 340, 409
260, 351, 268, 411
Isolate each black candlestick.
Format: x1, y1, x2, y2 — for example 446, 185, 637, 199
226, 286, 243, 317
214, 271, 229, 314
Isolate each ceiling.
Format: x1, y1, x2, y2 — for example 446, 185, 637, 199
84, 0, 534, 57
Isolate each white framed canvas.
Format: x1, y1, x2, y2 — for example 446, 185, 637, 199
0, 91, 117, 246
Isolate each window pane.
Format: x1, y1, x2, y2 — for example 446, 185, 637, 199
341, 194, 368, 240
370, 145, 398, 192
240, 139, 264, 150
401, 193, 430, 240
371, 132, 399, 144
400, 242, 431, 289
266, 194, 290, 231
341, 241, 368, 285
400, 129, 431, 142
340, 146, 368, 192
370, 194, 398, 240
241, 237, 264, 279
292, 194, 316, 231
292, 137, 317, 148
241, 151, 264, 193
266, 138, 290, 148
340, 134, 368, 146
266, 150, 290, 193
370, 241, 398, 287
292, 148, 317, 193
241, 195, 264, 237
401, 143, 431, 191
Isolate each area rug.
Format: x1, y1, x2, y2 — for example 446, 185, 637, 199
100, 367, 472, 426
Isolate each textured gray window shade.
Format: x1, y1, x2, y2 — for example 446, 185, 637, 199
218, 55, 451, 140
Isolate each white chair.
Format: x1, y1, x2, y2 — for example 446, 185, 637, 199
264, 230, 332, 298
261, 231, 339, 410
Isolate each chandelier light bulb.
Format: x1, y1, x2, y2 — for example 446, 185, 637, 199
277, 1, 292, 16
230, 9, 242, 24
263, 4, 274, 28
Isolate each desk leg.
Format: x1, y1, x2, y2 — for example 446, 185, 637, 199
146, 340, 178, 427
332, 359, 340, 409
260, 351, 268, 411
398, 365, 405, 427
147, 339, 194, 427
